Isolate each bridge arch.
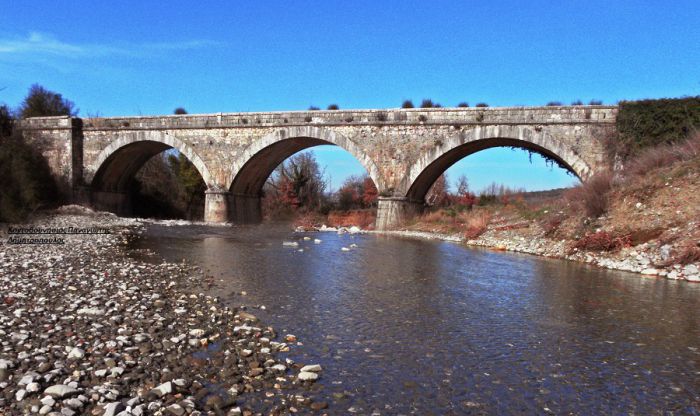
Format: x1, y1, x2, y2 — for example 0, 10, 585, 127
229, 126, 383, 194
403, 125, 591, 202
88, 132, 214, 189
88, 132, 213, 216
225, 126, 384, 223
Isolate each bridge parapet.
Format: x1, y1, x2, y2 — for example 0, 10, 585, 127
74, 106, 617, 131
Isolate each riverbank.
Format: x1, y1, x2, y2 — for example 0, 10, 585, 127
296, 222, 699, 282
375, 224, 700, 282
0, 207, 326, 415
377, 142, 700, 282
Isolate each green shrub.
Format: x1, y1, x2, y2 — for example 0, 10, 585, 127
616, 96, 700, 156
0, 135, 58, 222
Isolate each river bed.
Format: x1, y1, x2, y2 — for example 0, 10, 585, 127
131, 223, 700, 415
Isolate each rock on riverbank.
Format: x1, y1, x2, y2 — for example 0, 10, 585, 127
0, 208, 326, 415
376, 220, 700, 283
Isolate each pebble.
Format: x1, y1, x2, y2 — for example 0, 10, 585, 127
298, 371, 319, 381
44, 385, 79, 399
300, 364, 322, 372
0, 211, 317, 415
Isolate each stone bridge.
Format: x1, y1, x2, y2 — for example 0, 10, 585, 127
19, 106, 617, 229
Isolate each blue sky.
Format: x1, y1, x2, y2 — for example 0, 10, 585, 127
2, 1, 698, 191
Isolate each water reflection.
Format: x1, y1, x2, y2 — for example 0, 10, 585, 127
132, 224, 700, 414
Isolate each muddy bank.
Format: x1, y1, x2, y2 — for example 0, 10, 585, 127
0, 207, 326, 415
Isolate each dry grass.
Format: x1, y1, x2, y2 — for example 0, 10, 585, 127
670, 245, 700, 265
623, 133, 700, 178
410, 207, 492, 237
419, 209, 450, 223
571, 231, 631, 252
292, 211, 327, 229
458, 210, 491, 239
565, 171, 614, 218
327, 210, 376, 229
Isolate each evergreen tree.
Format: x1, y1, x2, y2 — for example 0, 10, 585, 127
19, 84, 77, 118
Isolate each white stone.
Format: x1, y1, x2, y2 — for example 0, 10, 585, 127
67, 347, 85, 359
76, 308, 104, 316
18, 374, 35, 385
300, 364, 322, 373
150, 381, 172, 397
40, 396, 55, 406
189, 329, 206, 337
166, 404, 185, 416
686, 274, 700, 283
682, 264, 699, 275
44, 384, 79, 398
298, 371, 319, 381
16, 388, 27, 401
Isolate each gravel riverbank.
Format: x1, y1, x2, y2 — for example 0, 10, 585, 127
374, 224, 700, 283
1, 207, 325, 416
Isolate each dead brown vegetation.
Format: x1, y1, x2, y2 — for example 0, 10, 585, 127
565, 171, 613, 218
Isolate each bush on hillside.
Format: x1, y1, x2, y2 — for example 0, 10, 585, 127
616, 96, 700, 157
565, 171, 613, 218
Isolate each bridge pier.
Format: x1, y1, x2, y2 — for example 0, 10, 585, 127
91, 191, 131, 216
204, 190, 230, 223
230, 193, 262, 223
376, 197, 424, 230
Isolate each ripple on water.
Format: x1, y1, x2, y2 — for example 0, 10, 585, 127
132, 224, 700, 414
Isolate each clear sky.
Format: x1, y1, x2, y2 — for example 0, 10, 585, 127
2, 1, 698, 191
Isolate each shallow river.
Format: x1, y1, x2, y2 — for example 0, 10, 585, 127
131, 223, 700, 415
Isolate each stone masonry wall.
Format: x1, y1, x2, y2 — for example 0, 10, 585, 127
20, 106, 617, 202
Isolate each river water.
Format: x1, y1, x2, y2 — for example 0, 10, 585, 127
131, 223, 700, 415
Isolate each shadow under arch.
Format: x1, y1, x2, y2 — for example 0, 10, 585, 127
226, 127, 382, 223
89, 134, 212, 216
405, 127, 588, 202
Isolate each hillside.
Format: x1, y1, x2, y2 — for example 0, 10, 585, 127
404, 138, 700, 281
